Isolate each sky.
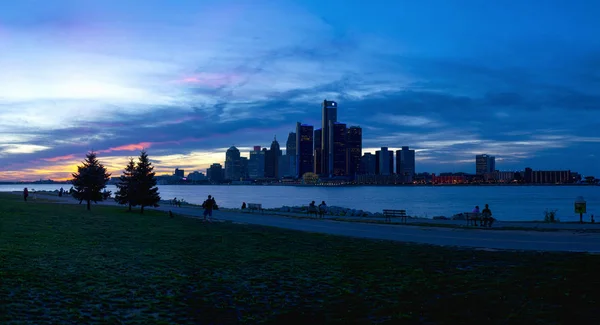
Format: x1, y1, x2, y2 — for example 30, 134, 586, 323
1, 0, 599, 181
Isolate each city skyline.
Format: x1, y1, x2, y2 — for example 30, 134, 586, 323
1, 0, 600, 181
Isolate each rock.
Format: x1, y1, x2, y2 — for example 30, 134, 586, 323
452, 213, 466, 220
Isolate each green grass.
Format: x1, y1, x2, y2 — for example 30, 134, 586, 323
1, 193, 599, 324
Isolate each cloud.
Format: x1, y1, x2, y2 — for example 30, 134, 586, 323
1, 0, 600, 180
371, 113, 442, 127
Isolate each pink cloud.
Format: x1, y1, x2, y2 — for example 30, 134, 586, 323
98, 142, 153, 153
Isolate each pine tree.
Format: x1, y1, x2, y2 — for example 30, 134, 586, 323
114, 158, 137, 211
134, 150, 160, 214
71, 151, 111, 211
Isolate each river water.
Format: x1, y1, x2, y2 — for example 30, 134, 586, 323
1, 184, 598, 222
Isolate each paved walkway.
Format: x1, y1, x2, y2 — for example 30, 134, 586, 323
18, 193, 600, 253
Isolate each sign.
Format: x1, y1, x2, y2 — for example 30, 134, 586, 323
575, 202, 586, 214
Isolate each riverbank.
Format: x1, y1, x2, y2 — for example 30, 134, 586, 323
8, 191, 600, 233
1, 193, 599, 324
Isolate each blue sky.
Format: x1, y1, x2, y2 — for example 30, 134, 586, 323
1, 0, 599, 180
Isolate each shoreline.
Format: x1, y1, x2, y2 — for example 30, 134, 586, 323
1, 183, 598, 187
7, 191, 599, 232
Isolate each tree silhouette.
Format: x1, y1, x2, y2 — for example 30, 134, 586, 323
71, 151, 111, 211
114, 157, 137, 211
134, 150, 160, 214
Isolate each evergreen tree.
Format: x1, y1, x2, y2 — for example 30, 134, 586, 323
134, 150, 160, 214
71, 151, 111, 211
114, 158, 137, 211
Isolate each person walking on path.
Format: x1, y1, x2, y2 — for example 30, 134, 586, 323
23, 188, 29, 201
202, 195, 216, 222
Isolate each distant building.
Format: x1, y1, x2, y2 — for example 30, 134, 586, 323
225, 146, 242, 181
376, 147, 393, 175
346, 126, 362, 178
240, 157, 249, 179
264, 137, 282, 178
286, 132, 297, 177
476, 154, 495, 175
329, 122, 347, 176
174, 168, 184, 178
432, 173, 466, 184
207, 163, 224, 183
187, 171, 206, 181
296, 122, 314, 178
396, 146, 416, 182
321, 99, 338, 176
524, 167, 572, 184
248, 146, 265, 179
360, 153, 376, 175
314, 128, 322, 175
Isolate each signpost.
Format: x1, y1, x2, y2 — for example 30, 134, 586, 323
574, 196, 586, 224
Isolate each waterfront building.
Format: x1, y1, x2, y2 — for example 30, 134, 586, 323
286, 132, 297, 177
432, 173, 467, 184
264, 137, 282, 178
314, 128, 322, 175
396, 146, 416, 183
355, 174, 401, 185
320, 99, 338, 176
524, 167, 572, 184
187, 171, 206, 181
346, 126, 362, 178
224, 146, 242, 181
375, 147, 393, 175
296, 122, 314, 178
476, 154, 496, 175
329, 122, 347, 176
207, 163, 224, 183
174, 168, 184, 178
240, 157, 249, 179
360, 153, 377, 174
248, 146, 265, 179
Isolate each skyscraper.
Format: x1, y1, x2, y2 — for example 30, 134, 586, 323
314, 128, 322, 175
329, 122, 347, 176
321, 99, 337, 176
286, 132, 296, 156
264, 137, 282, 178
207, 163, 224, 183
248, 146, 265, 179
476, 154, 496, 175
346, 126, 362, 178
396, 146, 416, 182
376, 147, 392, 175
285, 132, 297, 178
296, 122, 314, 178
224, 146, 241, 181
174, 168, 184, 178
360, 153, 376, 174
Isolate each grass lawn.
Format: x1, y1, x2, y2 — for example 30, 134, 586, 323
1, 193, 599, 324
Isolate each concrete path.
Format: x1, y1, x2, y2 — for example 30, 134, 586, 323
18, 193, 600, 253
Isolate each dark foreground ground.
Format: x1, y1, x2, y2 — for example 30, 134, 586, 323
0, 193, 599, 324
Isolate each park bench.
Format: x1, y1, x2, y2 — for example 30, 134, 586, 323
383, 209, 407, 224
318, 206, 327, 219
307, 205, 318, 217
465, 212, 495, 227
247, 203, 263, 214
465, 212, 482, 226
